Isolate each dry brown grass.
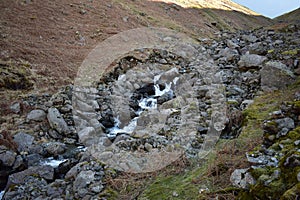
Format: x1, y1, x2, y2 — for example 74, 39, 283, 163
0, 130, 18, 151
104, 155, 189, 199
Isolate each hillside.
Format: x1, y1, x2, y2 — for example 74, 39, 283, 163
275, 7, 300, 24
0, 0, 271, 91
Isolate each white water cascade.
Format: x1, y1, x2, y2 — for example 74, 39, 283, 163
107, 75, 177, 139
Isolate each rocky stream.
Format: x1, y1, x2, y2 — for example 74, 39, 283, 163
0, 25, 299, 199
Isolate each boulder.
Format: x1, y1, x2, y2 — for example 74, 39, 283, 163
219, 47, 239, 62
238, 53, 267, 71
260, 61, 295, 91
78, 127, 97, 146
73, 170, 95, 191
47, 107, 70, 135
27, 109, 46, 122
0, 150, 16, 167
43, 142, 66, 156
6, 165, 54, 188
230, 168, 255, 189
13, 132, 35, 152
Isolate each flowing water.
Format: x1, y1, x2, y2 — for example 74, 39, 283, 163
107, 75, 176, 139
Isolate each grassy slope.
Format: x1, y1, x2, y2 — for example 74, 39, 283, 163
120, 78, 300, 200
275, 8, 300, 24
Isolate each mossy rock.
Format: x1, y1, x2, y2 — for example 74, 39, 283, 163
0, 60, 34, 90
281, 49, 299, 56
281, 183, 300, 200
292, 101, 300, 114
248, 178, 286, 200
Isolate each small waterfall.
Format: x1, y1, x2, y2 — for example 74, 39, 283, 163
106, 75, 177, 139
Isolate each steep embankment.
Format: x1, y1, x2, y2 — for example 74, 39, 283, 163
0, 0, 271, 90
275, 8, 300, 24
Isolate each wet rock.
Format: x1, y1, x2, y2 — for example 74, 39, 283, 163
47, 107, 70, 135
26, 153, 43, 167
27, 109, 46, 122
13, 132, 35, 152
44, 142, 66, 156
157, 91, 174, 104
230, 168, 255, 189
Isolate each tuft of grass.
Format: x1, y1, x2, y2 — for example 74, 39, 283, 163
0, 130, 18, 151
281, 49, 299, 56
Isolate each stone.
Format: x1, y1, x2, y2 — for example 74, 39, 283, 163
226, 39, 239, 49
284, 154, 300, 167
47, 107, 70, 135
249, 42, 267, 55
47, 129, 62, 139
44, 142, 66, 156
114, 134, 130, 144
13, 155, 24, 169
98, 137, 112, 147
275, 117, 295, 130
26, 153, 43, 166
73, 170, 95, 190
90, 183, 104, 193
144, 143, 153, 152
230, 168, 255, 189
6, 165, 54, 188
10, 102, 21, 114
238, 53, 267, 71
78, 127, 97, 146
156, 68, 180, 86
74, 99, 94, 112
13, 132, 35, 152
219, 47, 239, 62
261, 61, 295, 91
157, 91, 174, 104
110, 95, 132, 128
27, 109, 46, 122
0, 150, 16, 167
240, 100, 254, 110
242, 34, 258, 43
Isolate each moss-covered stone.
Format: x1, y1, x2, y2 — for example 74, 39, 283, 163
0, 60, 34, 90
281, 49, 299, 56
281, 183, 300, 200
